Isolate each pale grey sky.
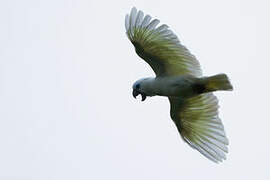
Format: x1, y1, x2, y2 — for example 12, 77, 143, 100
0, 0, 269, 179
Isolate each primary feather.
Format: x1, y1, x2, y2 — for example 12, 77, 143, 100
125, 7, 202, 77
169, 94, 229, 163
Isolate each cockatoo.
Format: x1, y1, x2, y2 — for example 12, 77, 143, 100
125, 7, 233, 163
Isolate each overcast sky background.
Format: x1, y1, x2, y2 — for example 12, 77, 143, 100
0, 0, 269, 179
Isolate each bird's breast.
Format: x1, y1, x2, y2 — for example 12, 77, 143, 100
150, 76, 197, 98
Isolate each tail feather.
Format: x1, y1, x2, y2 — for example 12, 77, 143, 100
203, 74, 233, 92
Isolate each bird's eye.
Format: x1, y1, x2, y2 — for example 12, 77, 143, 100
136, 84, 140, 89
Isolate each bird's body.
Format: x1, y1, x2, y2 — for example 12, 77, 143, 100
125, 7, 233, 163
135, 73, 232, 98
134, 75, 198, 98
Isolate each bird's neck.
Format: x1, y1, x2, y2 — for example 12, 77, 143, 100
141, 77, 158, 96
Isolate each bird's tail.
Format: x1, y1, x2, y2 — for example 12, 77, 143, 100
196, 74, 233, 93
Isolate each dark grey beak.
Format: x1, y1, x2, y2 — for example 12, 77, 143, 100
132, 89, 146, 101
133, 89, 139, 99
141, 93, 146, 101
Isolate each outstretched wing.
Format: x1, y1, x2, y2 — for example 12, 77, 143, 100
169, 93, 229, 163
125, 7, 202, 77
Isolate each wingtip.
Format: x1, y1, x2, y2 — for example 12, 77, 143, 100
131, 6, 137, 12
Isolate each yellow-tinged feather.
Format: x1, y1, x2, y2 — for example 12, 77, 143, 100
169, 93, 229, 163
126, 7, 202, 77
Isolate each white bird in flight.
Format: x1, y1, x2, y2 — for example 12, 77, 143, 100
125, 7, 233, 163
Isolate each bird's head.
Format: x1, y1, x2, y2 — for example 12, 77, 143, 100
132, 78, 148, 101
